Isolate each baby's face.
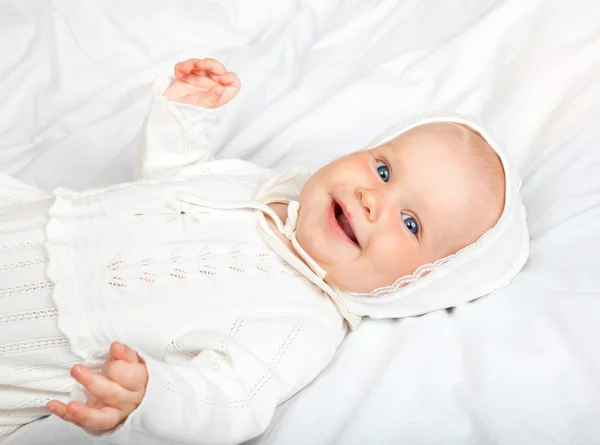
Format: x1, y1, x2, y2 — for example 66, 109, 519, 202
296, 123, 504, 293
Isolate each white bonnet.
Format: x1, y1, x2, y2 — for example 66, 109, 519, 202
328, 113, 530, 328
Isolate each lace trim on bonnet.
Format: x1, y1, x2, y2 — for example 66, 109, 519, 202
346, 253, 454, 298
342, 220, 496, 299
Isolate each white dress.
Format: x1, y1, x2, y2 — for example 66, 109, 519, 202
0, 78, 348, 445
0, 176, 81, 441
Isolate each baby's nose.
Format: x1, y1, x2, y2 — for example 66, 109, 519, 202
356, 188, 379, 222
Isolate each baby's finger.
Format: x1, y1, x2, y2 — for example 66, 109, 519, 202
182, 73, 215, 89
104, 359, 148, 392
207, 85, 226, 108
174, 60, 189, 78
175, 58, 201, 79
195, 58, 226, 76
110, 342, 141, 364
218, 72, 241, 88
47, 400, 80, 426
174, 61, 185, 78
71, 365, 131, 408
64, 401, 122, 432
47, 400, 66, 416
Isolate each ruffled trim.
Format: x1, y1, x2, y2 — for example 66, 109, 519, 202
45, 189, 94, 361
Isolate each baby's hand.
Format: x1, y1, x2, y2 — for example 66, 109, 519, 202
46, 342, 148, 433
164, 58, 241, 108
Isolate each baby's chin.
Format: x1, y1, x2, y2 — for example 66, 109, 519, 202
323, 271, 392, 294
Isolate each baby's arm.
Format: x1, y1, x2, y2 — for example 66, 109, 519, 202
49, 313, 343, 445
135, 58, 241, 180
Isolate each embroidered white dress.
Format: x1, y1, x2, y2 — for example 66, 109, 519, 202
0, 78, 348, 444
0, 180, 80, 442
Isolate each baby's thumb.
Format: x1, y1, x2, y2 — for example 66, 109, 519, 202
110, 342, 141, 363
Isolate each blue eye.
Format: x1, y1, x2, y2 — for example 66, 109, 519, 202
376, 161, 390, 182
402, 214, 419, 236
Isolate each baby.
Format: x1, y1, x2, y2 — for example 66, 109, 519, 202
0, 58, 528, 444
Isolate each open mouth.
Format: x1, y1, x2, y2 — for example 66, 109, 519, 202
333, 200, 359, 246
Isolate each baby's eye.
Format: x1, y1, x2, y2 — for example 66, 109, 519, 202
402, 213, 419, 236
376, 161, 390, 183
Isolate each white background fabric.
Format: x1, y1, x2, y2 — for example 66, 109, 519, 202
1, 0, 599, 444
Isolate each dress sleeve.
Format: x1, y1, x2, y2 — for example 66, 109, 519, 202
97, 312, 346, 445
134, 76, 226, 181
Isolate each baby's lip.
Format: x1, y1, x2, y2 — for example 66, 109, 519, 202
333, 197, 361, 248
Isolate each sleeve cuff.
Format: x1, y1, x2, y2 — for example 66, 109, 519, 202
151, 76, 225, 125
152, 75, 174, 97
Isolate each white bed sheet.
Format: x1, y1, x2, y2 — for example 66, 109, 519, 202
1, 0, 600, 444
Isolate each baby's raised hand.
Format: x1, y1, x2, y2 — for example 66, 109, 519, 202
46, 342, 148, 433
164, 58, 241, 108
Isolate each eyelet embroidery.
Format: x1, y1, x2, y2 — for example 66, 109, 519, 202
0, 281, 54, 298
0, 194, 21, 206
170, 252, 189, 280
256, 251, 298, 276
140, 257, 157, 286
107, 253, 127, 291
228, 245, 248, 274
0, 308, 58, 326
0, 241, 45, 253
0, 257, 49, 271
0, 336, 70, 356
106, 245, 298, 291
197, 246, 217, 277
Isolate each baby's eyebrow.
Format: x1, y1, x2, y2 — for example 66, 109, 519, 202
395, 167, 433, 243
386, 145, 406, 177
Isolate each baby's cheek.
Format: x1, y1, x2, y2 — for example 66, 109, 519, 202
373, 233, 422, 279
